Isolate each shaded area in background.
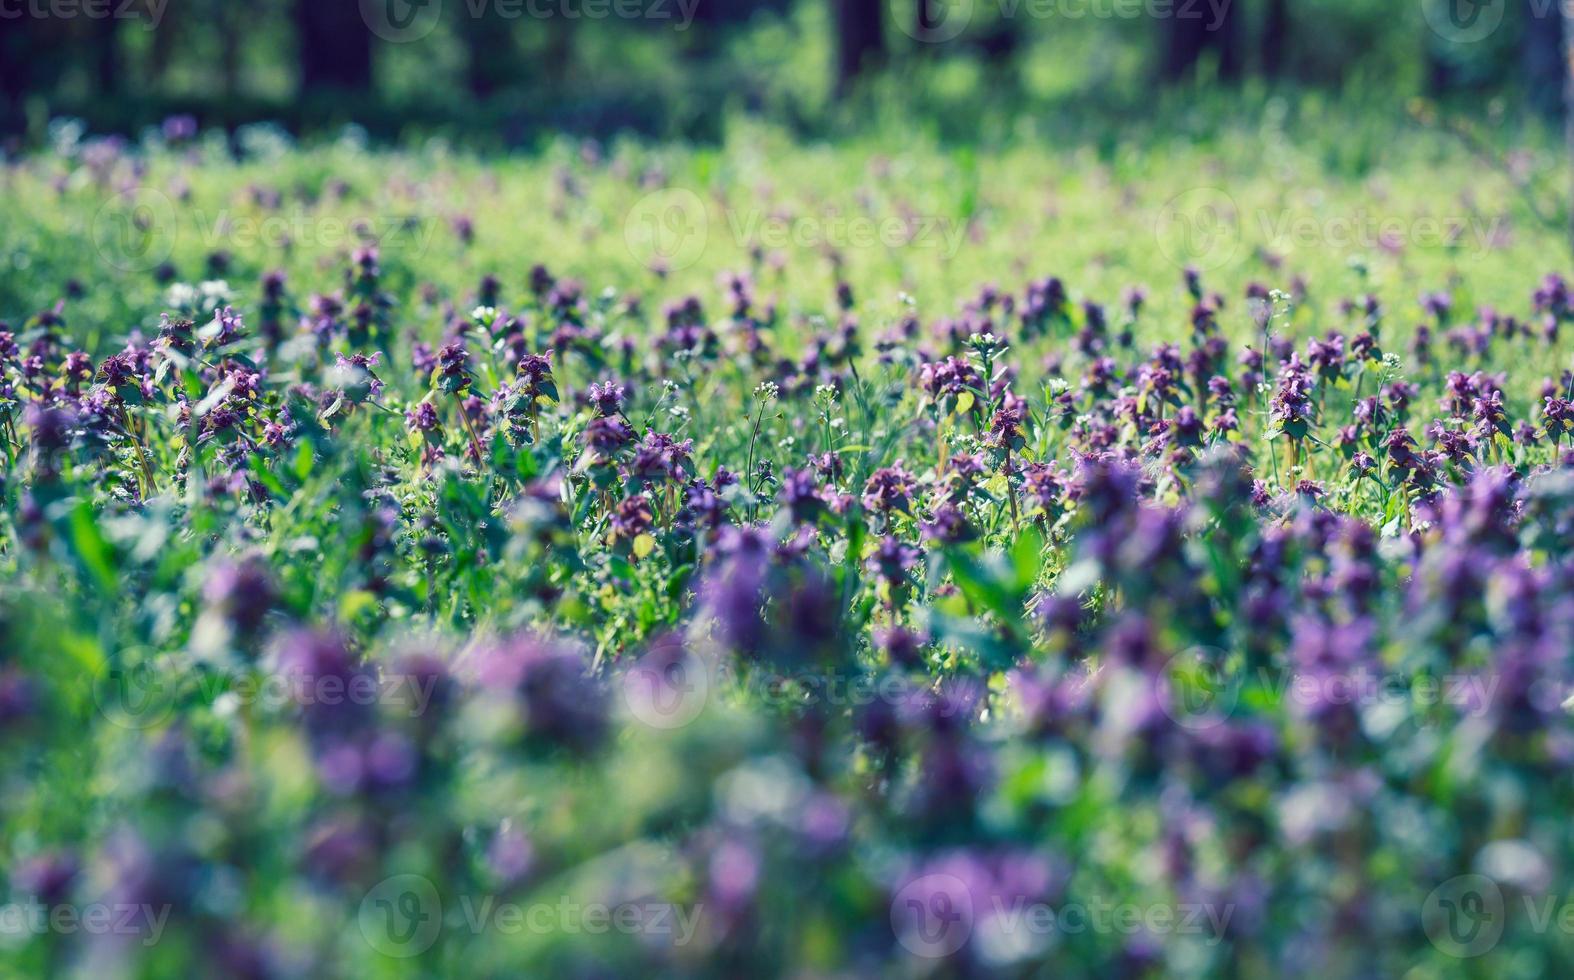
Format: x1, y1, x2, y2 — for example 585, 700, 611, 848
0, 0, 1568, 148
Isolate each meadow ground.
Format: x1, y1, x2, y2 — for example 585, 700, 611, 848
3, 107, 1574, 975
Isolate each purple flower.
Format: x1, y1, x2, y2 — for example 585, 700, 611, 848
629, 431, 694, 484
11, 851, 80, 905
586, 381, 626, 416
583, 416, 634, 461
780, 467, 825, 523
610, 494, 654, 540
862, 464, 917, 514
875, 626, 927, 669
867, 535, 919, 586
406, 401, 441, 433
270, 629, 377, 738
203, 556, 276, 638
921, 502, 972, 543
434, 342, 473, 392
476, 635, 608, 755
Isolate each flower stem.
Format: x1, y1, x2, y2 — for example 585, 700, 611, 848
456, 395, 486, 465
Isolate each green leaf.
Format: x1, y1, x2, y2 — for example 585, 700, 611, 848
1010, 524, 1045, 587
65, 501, 117, 592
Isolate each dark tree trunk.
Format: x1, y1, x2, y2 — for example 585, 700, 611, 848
216, 0, 242, 100
149, 1, 178, 86
1263, 0, 1289, 77
680, 0, 720, 59
976, 19, 1020, 64
90, 15, 119, 95
461, 9, 517, 97
1160, 0, 1240, 82
1527, 0, 1565, 117
1562, 0, 1574, 255
542, 17, 574, 87
834, 0, 885, 97
295, 0, 374, 94
0, 18, 31, 135
0, 13, 67, 134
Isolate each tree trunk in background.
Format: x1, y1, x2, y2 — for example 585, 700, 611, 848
1528, 0, 1565, 117
149, 0, 177, 87
976, 17, 1021, 65
1263, 0, 1288, 78
461, 8, 517, 97
1563, 1, 1574, 256
681, 0, 721, 59
216, 0, 242, 101
1161, 0, 1240, 82
0, 14, 70, 133
541, 17, 574, 88
90, 15, 119, 96
834, 0, 885, 97
295, 0, 374, 94
0, 16, 32, 134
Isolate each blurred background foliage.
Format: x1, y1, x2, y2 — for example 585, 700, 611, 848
0, 0, 1567, 148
